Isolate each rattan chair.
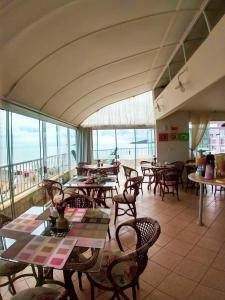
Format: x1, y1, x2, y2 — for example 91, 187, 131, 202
42, 179, 75, 205
159, 169, 179, 201
87, 217, 161, 300
64, 193, 94, 208
113, 176, 143, 224
10, 287, 69, 300
122, 165, 143, 193
171, 161, 185, 188
0, 214, 37, 295
140, 161, 155, 190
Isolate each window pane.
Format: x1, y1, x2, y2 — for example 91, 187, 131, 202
58, 126, 69, 175
70, 128, 77, 168
116, 129, 135, 168
97, 130, 116, 162
135, 129, 156, 164
169, 46, 185, 80
46, 122, 58, 178
0, 110, 8, 202
12, 113, 41, 194
92, 130, 98, 161
205, 0, 225, 30
184, 14, 209, 61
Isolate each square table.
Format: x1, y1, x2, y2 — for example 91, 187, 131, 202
0, 206, 111, 300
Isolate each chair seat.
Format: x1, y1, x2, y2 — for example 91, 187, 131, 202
10, 287, 60, 300
88, 249, 137, 288
53, 192, 70, 204
160, 180, 176, 185
113, 193, 134, 203
0, 260, 27, 276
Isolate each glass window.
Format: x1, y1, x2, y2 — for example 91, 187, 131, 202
169, 46, 185, 80
92, 130, 98, 161
70, 128, 77, 168
135, 129, 156, 164
12, 113, 41, 194
46, 122, 58, 178
0, 110, 8, 202
205, 0, 225, 30
184, 14, 209, 61
58, 126, 69, 175
97, 130, 116, 162
116, 129, 135, 168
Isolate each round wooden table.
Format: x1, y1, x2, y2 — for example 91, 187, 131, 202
188, 173, 225, 225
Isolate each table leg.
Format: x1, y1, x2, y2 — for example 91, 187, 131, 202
36, 266, 44, 286
198, 183, 204, 226
63, 270, 78, 300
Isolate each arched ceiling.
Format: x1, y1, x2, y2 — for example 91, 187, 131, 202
0, 0, 204, 126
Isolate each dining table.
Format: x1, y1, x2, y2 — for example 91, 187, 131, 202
64, 175, 117, 199
188, 173, 225, 226
0, 206, 111, 300
141, 163, 176, 194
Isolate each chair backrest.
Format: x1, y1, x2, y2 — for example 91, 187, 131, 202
76, 166, 88, 176
107, 217, 160, 289
64, 193, 94, 208
42, 179, 63, 205
124, 176, 143, 200
0, 213, 12, 229
171, 161, 184, 175
160, 169, 179, 183
122, 165, 138, 179
140, 160, 151, 165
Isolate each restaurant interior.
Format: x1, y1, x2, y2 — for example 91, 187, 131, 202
0, 1, 225, 299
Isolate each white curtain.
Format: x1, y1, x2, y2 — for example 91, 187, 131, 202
190, 112, 211, 157
81, 92, 155, 128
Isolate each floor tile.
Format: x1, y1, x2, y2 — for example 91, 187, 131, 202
151, 248, 183, 270
145, 289, 176, 300
158, 273, 197, 300
174, 257, 208, 282
197, 236, 224, 252
164, 239, 193, 256
201, 267, 225, 292
187, 245, 217, 266
188, 284, 225, 300
142, 261, 170, 287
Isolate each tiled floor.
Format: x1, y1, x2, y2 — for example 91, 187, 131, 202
1, 183, 225, 300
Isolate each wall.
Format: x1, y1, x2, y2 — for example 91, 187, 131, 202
156, 111, 189, 163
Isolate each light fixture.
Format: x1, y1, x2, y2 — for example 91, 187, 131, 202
154, 96, 163, 112
175, 67, 188, 92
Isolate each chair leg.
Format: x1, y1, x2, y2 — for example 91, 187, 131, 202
136, 280, 140, 289
114, 203, 118, 224
91, 282, 95, 300
107, 227, 111, 239
132, 286, 137, 300
133, 204, 137, 218
78, 271, 83, 290
7, 276, 16, 295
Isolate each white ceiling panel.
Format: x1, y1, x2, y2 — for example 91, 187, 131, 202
0, 0, 204, 125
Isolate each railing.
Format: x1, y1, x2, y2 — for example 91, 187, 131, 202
93, 146, 155, 160
0, 153, 69, 203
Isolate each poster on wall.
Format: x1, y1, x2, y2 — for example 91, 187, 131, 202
168, 133, 178, 141
178, 133, 189, 141
158, 133, 168, 142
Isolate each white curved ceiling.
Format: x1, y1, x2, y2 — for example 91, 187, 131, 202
0, 0, 204, 125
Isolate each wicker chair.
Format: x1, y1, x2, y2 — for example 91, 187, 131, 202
42, 179, 74, 205
64, 193, 94, 208
87, 217, 161, 300
140, 161, 155, 190
0, 214, 37, 295
159, 169, 179, 201
122, 165, 143, 193
113, 176, 143, 224
171, 161, 185, 188
10, 287, 69, 300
